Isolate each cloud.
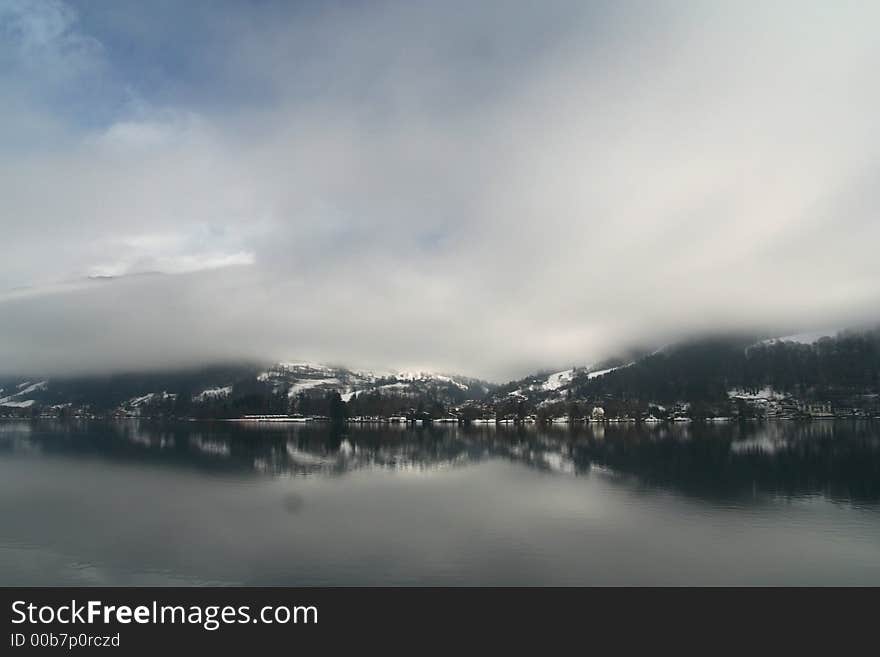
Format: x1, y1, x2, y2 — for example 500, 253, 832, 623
1, 1, 880, 379
0, 0, 102, 65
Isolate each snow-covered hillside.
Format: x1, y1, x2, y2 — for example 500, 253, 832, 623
254, 361, 484, 403
0, 380, 47, 407
758, 330, 838, 346
0, 360, 493, 417
543, 369, 575, 391
499, 362, 634, 405
194, 386, 233, 401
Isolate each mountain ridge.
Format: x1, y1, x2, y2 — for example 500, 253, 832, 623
2, 327, 879, 419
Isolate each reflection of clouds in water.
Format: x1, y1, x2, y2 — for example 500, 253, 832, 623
0, 421, 34, 436
285, 444, 337, 467
189, 434, 231, 457
730, 435, 785, 454
127, 430, 175, 449
541, 451, 575, 475
282, 492, 304, 514
0, 421, 41, 455
4, 420, 880, 503
0, 543, 233, 586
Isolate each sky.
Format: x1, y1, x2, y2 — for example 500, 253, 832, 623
2, 0, 880, 381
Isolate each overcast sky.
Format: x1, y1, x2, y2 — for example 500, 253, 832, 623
2, 0, 880, 380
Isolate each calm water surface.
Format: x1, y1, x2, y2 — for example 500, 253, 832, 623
1, 420, 878, 585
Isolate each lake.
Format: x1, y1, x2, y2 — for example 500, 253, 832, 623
1, 419, 878, 585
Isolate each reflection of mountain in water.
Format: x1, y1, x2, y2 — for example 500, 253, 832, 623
1, 420, 879, 504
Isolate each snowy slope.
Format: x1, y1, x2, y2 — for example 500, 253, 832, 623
759, 330, 837, 346
0, 380, 47, 407
194, 386, 233, 401
543, 369, 574, 391
255, 361, 484, 402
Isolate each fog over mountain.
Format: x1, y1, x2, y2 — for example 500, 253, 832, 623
2, 1, 880, 379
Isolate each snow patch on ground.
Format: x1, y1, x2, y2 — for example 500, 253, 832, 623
0, 400, 35, 408
126, 392, 176, 407
727, 387, 786, 400
195, 386, 232, 401
0, 380, 47, 404
760, 330, 837, 346
393, 371, 469, 390
586, 366, 618, 379
287, 378, 341, 397
277, 362, 336, 374
379, 382, 412, 391
542, 369, 574, 391
18, 380, 47, 395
